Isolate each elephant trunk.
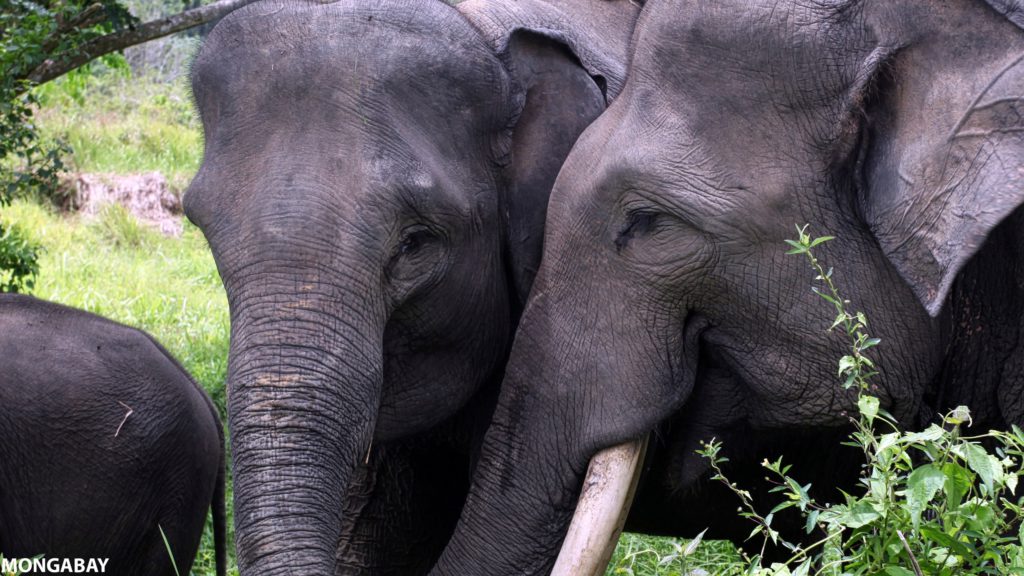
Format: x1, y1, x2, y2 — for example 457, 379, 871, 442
227, 289, 383, 576
429, 278, 704, 575
429, 396, 648, 576
427, 382, 590, 576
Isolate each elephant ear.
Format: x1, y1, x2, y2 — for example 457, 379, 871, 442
984, 0, 1024, 28
457, 0, 640, 305
858, 2, 1024, 317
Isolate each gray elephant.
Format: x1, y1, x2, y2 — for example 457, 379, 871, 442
183, 0, 638, 573
0, 294, 225, 576
428, 0, 1024, 573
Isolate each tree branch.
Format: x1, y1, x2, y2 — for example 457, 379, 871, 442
24, 0, 259, 87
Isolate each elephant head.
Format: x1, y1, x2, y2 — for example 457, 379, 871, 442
430, 0, 1024, 573
184, 0, 637, 573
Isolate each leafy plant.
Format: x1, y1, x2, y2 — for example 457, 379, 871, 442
695, 225, 1024, 576
0, 218, 39, 292
1, 0, 136, 197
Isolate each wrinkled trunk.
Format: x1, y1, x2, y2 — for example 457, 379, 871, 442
428, 370, 593, 576
429, 281, 704, 575
228, 288, 384, 576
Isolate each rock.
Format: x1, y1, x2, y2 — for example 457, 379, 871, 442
62, 172, 184, 236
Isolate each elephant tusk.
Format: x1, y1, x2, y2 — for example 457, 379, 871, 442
551, 435, 649, 576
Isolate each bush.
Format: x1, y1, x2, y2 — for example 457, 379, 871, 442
0, 219, 40, 293
695, 226, 1024, 576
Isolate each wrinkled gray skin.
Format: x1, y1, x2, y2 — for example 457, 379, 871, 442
431, 0, 1024, 573
184, 0, 638, 573
0, 295, 226, 576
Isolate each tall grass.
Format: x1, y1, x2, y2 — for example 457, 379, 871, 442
33, 70, 202, 192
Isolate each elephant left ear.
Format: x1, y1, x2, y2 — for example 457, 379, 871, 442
859, 2, 1024, 317
457, 0, 640, 305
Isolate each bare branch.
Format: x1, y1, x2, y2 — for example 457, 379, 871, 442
24, 0, 259, 87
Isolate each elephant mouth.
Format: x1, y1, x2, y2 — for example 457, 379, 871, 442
551, 314, 710, 575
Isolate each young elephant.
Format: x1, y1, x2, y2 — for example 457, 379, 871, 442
184, 0, 639, 573
0, 295, 226, 576
430, 0, 1024, 574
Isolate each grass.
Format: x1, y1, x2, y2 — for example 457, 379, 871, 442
33, 68, 203, 193
606, 533, 742, 576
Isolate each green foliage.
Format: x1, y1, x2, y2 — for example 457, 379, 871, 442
692, 225, 1024, 575
34, 71, 203, 191
1, 0, 141, 286
0, 217, 40, 292
1, 0, 138, 196
606, 532, 744, 576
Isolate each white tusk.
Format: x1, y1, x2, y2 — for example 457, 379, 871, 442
551, 435, 649, 576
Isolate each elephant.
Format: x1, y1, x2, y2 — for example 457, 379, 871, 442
183, 0, 639, 573
427, 0, 1024, 573
0, 294, 226, 576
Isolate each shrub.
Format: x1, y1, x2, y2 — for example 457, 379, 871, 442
695, 226, 1024, 576
0, 217, 40, 293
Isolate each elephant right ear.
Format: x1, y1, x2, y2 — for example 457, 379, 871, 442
457, 0, 640, 306
858, 3, 1024, 317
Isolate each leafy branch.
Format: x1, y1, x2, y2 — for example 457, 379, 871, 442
696, 225, 1024, 576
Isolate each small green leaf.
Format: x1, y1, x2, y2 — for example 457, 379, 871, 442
812, 286, 839, 304
860, 337, 882, 350
942, 462, 973, 510
883, 567, 916, 576
964, 443, 1001, 494
683, 528, 706, 557
840, 500, 881, 528
784, 239, 807, 254
903, 424, 946, 444
809, 235, 834, 247
858, 395, 879, 422
838, 355, 857, 376
907, 463, 946, 528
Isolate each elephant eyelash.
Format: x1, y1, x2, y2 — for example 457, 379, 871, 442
398, 230, 429, 255
387, 226, 441, 266
615, 210, 661, 252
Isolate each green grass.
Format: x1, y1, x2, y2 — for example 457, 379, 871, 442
606, 533, 742, 576
33, 70, 203, 193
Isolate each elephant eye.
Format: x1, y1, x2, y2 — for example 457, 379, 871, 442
398, 229, 431, 256
616, 210, 660, 252
387, 225, 448, 285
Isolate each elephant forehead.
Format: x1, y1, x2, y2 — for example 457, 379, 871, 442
629, 0, 868, 151
193, 0, 510, 125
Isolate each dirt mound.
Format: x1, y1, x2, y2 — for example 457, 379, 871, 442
63, 172, 184, 236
